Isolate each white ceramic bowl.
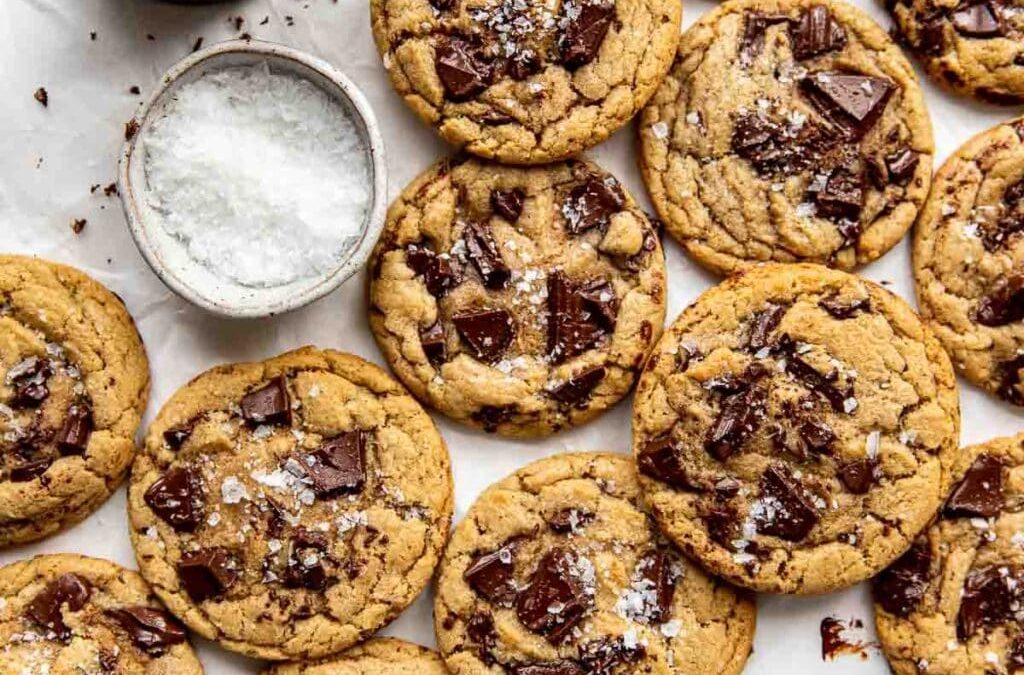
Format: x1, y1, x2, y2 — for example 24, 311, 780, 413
119, 39, 387, 318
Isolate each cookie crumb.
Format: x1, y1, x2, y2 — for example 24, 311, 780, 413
71, 218, 87, 234
34, 87, 48, 107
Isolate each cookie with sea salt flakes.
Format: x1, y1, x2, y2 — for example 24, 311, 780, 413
0, 554, 201, 674
368, 156, 666, 437
639, 0, 933, 276
873, 433, 1024, 675
632, 263, 960, 594
0, 255, 149, 547
264, 638, 448, 674
369, 0, 681, 164
913, 118, 1024, 407
435, 452, 757, 675
126, 347, 454, 661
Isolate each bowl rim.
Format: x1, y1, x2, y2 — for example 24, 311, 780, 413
118, 38, 388, 319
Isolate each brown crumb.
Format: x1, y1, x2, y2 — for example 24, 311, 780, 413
103, 183, 119, 197
192, 37, 204, 52
124, 119, 140, 141
90, 31, 97, 41
71, 218, 87, 234
240, 33, 252, 41
129, 85, 140, 95
260, 16, 269, 25
232, 16, 244, 30
89, 184, 100, 194
285, 15, 294, 26
34, 87, 48, 107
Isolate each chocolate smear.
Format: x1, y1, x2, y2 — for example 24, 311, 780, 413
241, 376, 291, 426
944, 453, 1003, 518
755, 464, 820, 541
559, 2, 615, 69
453, 308, 515, 363
27, 573, 92, 640
177, 548, 238, 602
436, 36, 491, 100
873, 541, 931, 617
144, 466, 204, 532
516, 548, 592, 643
106, 606, 187, 653
548, 366, 605, 406
464, 221, 510, 289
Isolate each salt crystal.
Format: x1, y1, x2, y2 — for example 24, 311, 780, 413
220, 476, 248, 504
651, 121, 669, 139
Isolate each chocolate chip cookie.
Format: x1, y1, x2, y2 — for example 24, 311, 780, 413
265, 638, 449, 674
369, 0, 681, 164
126, 347, 454, 661
913, 118, 1024, 407
434, 452, 757, 675
0, 255, 149, 547
0, 553, 201, 674
632, 263, 961, 594
874, 433, 1024, 674
368, 156, 666, 437
639, 0, 934, 275
888, 0, 1024, 105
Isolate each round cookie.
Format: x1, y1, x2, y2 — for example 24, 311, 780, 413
632, 263, 961, 594
434, 452, 757, 675
264, 638, 448, 674
887, 0, 1024, 105
369, 0, 681, 164
0, 553, 201, 674
639, 0, 934, 275
368, 156, 666, 437
913, 117, 1024, 407
0, 255, 149, 547
874, 433, 1024, 675
126, 347, 454, 661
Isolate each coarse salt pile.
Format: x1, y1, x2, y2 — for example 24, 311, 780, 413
142, 63, 370, 288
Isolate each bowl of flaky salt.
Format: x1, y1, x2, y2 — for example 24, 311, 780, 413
119, 39, 387, 318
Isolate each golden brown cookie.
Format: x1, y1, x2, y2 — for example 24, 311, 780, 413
874, 433, 1024, 675
632, 263, 961, 594
913, 117, 1024, 407
368, 156, 666, 437
887, 0, 1024, 105
369, 0, 682, 164
0, 255, 149, 547
126, 347, 454, 661
639, 0, 934, 275
434, 452, 757, 675
264, 638, 448, 675
0, 553, 201, 674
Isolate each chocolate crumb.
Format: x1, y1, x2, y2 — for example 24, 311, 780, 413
34, 87, 48, 107
192, 37, 204, 53
125, 119, 140, 141
71, 218, 87, 234
90, 31, 97, 41
129, 85, 140, 95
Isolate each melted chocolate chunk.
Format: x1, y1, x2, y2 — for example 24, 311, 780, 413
731, 112, 829, 176
464, 540, 518, 606
436, 36, 491, 100
177, 548, 238, 602
637, 550, 675, 623
790, 5, 847, 60
740, 12, 792, 64
801, 71, 895, 137
466, 610, 497, 649
812, 164, 865, 224
163, 420, 196, 450
576, 280, 618, 331
944, 453, 1003, 518
548, 508, 595, 534
799, 418, 836, 453
57, 403, 92, 455
1010, 634, 1024, 670
299, 430, 366, 498
473, 404, 516, 432
819, 294, 870, 318
464, 221, 510, 289
580, 636, 646, 673
507, 49, 542, 81
715, 476, 742, 498
559, 2, 615, 69
105, 607, 187, 653
240, 376, 291, 426
7, 356, 51, 407
884, 148, 920, 185
704, 504, 741, 548
637, 436, 694, 489
144, 466, 204, 532
974, 273, 1024, 327
998, 352, 1024, 405
491, 188, 525, 222
838, 458, 878, 494
421, 322, 448, 365
9, 457, 52, 482
755, 464, 820, 541
282, 528, 333, 590
27, 573, 92, 640
747, 303, 787, 350
548, 366, 605, 406
512, 662, 584, 675
873, 541, 931, 617
782, 346, 852, 413
547, 273, 614, 363
406, 245, 460, 297
982, 215, 1024, 252
958, 565, 1024, 639
706, 364, 768, 461
951, 1, 1003, 37
516, 548, 592, 644
562, 177, 624, 234
453, 308, 515, 363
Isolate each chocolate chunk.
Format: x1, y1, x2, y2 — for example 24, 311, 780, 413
511, 662, 584, 675
57, 403, 92, 455
799, 418, 836, 453
944, 453, 1003, 518
240, 376, 291, 426
957, 565, 1024, 639
740, 12, 792, 64
436, 36, 491, 100
406, 245, 460, 297
998, 353, 1024, 405
491, 189, 525, 222
790, 5, 847, 60
819, 294, 870, 318
516, 548, 592, 643
706, 365, 769, 461
177, 548, 238, 602
731, 111, 832, 176
951, 2, 1003, 37
580, 636, 646, 673
547, 273, 607, 363
715, 476, 742, 498
105, 607, 186, 653
9, 457, 52, 482
755, 464, 820, 541
1006, 178, 1024, 206
974, 273, 1024, 326
466, 610, 497, 649
548, 366, 605, 406
1010, 634, 1024, 670
917, 17, 947, 55
144, 466, 204, 532
464, 540, 518, 606
562, 177, 624, 234
163, 420, 195, 449
464, 221, 510, 289
884, 148, 920, 184
873, 541, 931, 617
637, 551, 675, 623
576, 280, 618, 331
299, 430, 366, 498
430, 0, 454, 9
27, 573, 92, 640
507, 49, 542, 80
783, 348, 851, 413
6, 356, 51, 407
283, 528, 332, 590
704, 504, 741, 547
473, 405, 516, 432
748, 303, 787, 350
559, 2, 615, 69
838, 458, 878, 494
812, 165, 864, 224
980, 215, 1024, 251
453, 308, 515, 363
801, 71, 895, 137
637, 436, 694, 488
420, 322, 447, 365
548, 508, 595, 534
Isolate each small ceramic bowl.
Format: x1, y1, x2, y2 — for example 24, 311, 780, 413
119, 39, 387, 318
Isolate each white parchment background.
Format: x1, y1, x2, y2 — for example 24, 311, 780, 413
0, 0, 1021, 672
